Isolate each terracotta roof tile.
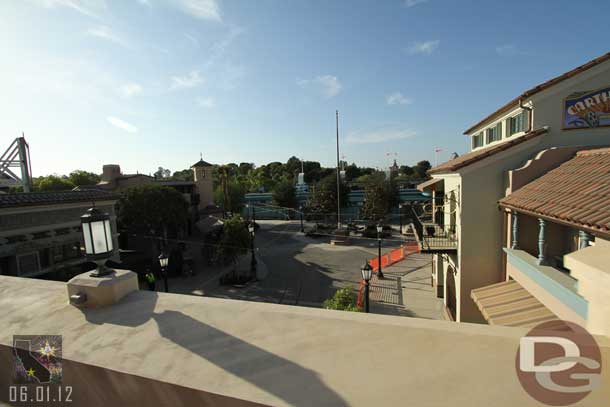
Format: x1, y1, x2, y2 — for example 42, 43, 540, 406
0, 190, 119, 209
499, 147, 610, 236
428, 127, 548, 174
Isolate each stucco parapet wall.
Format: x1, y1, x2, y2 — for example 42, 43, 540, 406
1, 275, 609, 407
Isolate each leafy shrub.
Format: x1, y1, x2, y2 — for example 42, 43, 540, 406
323, 288, 360, 312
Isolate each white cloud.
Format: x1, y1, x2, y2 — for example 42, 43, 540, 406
107, 116, 138, 133
197, 97, 216, 108
297, 75, 342, 98
86, 25, 128, 47
496, 44, 519, 57
170, 70, 204, 90
184, 32, 200, 48
37, 0, 106, 18
407, 40, 439, 55
386, 92, 412, 105
175, 0, 221, 21
403, 0, 428, 7
119, 83, 142, 97
346, 127, 415, 144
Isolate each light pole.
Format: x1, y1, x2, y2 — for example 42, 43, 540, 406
399, 203, 403, 235
248, 223, 257, 280
299, 205, 304, 233
80, 207, 114, 277
158, 252, 169, 292
376, 223, 385, 279
361, 263, 373, 313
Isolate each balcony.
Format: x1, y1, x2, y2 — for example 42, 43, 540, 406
504, 247, 587, 325
3, 275, 609, 406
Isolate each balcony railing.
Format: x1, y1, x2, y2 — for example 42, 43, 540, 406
414, 221, 458, 253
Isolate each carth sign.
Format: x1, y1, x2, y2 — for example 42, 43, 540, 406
564, 86, 610, 129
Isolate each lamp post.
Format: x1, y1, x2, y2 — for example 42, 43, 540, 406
158, 252, 169, 292
248, 223, 257, 280
80, 207, 114, 277
361, 262, 373, 313
399, 203, 403, 235
299, 205, 304, 233
376, 223, 384, 279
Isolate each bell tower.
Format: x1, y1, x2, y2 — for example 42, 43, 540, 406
191, 156, 214, 211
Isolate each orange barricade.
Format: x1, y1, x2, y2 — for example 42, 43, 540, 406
367, 243, 420, 272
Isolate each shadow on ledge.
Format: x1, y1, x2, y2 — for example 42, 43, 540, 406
81, 293, 347, 406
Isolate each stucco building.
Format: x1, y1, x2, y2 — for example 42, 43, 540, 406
417, 52, 610, 326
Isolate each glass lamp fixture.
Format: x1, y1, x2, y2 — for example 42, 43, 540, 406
81, 207, 114, 277
158, 252, 169, 269
361, 263, 373, 281
376, 224, 383, 234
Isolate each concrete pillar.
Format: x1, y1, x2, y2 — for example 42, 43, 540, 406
511, 211, 519, 249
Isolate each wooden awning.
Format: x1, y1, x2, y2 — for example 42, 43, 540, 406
471, 280, 558, 328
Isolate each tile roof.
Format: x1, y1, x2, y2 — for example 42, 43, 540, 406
0, 190, 119, 209
463, 52, 610, 135
428, 127, 548, 174
499, 147, 610, 236
191, 159, 213, 168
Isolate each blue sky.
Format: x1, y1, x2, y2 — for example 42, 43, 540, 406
2, 0, 609, 177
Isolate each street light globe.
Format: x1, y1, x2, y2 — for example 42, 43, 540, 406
376, 224, 383, 234
248, 223, 255, 234
158, 252, 169, 268
361, 263, 373, 281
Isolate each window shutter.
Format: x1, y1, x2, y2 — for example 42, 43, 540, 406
496, 122, 502, 139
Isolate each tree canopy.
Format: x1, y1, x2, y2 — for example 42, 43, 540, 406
34, 175, 75, 191
68, 170, 100, 186
116, 184, 189, 238
272, 180, 297, 209
307, 174, 349, 214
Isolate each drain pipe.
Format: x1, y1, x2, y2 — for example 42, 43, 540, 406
519, 98, 533, 132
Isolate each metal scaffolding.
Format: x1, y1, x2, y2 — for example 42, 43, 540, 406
0, 135, 32, 192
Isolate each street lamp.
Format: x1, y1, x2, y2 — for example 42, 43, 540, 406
299, 205, 304, 233
360, 262, 373, 313
80, 207, 114, 277
399, 203, 403, 235
158, 252, 169, 292
376, 223, 384, 279
248, 223, 257, 280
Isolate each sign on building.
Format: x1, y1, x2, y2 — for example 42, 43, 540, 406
564, 87, 610, 128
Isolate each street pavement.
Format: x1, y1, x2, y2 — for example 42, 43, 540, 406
170, 220, 445, 320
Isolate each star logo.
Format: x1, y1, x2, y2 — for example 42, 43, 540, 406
26, 368, 35, 377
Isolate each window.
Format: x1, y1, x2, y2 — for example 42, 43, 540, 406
472, 133, 484, 149
509, 110, 529, 136
486, 122, 502, 144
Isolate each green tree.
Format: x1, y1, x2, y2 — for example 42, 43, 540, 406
216, 215, 251, 266
153, 167, 171, 179
171, 169, 194, 181
214, 180, 245, 214
34, 175, 75, 191
360, 175, 398, 222
68, 170, 100, 186
413, 160, 431, 180
308, 174, 348, 214
272, 180, 297, 209
323, 288, 360, 312
117, 185, 189, 238
399, 165, 414, 177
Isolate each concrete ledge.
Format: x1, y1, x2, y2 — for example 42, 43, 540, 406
67, 269, 138, 308
1, 275, 609, 407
